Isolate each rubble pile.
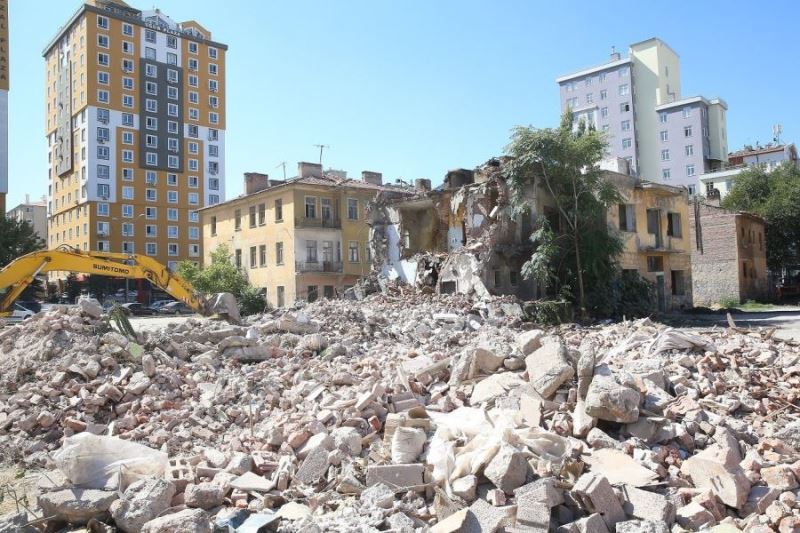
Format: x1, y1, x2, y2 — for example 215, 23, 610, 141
1, 293, 800, 531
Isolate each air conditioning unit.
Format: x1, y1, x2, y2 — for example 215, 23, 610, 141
210, 87, 218, 93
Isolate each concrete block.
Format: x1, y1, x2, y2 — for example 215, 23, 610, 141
572, 473, 625, 529
620, 485, 675, 524
484, 445, 529, 494
366, 463, 424, 491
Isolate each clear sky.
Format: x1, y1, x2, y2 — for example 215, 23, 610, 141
6, 0, 799, 208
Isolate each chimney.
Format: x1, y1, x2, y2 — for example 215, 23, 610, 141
415, 178, 431, 192
610, 45, 621, 61
445, 169, 474, 189
244, 172, 270, 195
298, 162, 322, 179
25, 193, 30, 204
361, 171, 383, 186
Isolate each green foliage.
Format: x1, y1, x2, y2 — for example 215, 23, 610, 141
238, 285, 268, 316
65, 274, 83, 303
718, 296, 740, 309
721, 163, 800, 271
505, 110, 622, 317
110, 303, 137, 338
0, 217, 44, 268
177, 245, 266, 316
524, 300, 572, 325
177, 245, 249, 296
612, 270, 656, 318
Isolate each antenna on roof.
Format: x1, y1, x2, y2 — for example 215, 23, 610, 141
773, 124, 783, 144
274, 161, 286, 180
313, 144, 330, 167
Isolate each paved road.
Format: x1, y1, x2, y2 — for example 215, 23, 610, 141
671, 308, 800, 342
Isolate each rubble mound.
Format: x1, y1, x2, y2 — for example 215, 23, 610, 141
1, 293, 800, 531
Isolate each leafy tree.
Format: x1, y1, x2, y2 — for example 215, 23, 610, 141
721, 163, 800, 271
0, 217, 45, 268
177, 244, 266, 315
504, 111, 622, 317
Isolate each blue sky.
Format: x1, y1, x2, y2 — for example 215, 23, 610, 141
7, 0, 799, 207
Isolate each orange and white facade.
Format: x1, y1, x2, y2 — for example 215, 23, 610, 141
43, 0, 226, 271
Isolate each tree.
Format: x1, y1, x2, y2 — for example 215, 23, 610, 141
504, 111, 622, 317
0, 217, 45, 268
721, 163, 800, 271
177, 244, 266, 315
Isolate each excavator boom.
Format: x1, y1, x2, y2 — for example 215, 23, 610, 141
0, 246, 207, 316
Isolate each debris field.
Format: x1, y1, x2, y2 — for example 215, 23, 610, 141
1, 291, 800, 532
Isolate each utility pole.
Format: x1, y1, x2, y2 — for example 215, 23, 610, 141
313, 144, 329, 168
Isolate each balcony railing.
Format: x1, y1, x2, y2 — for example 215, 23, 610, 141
295, 261, 343, 273
294, 217, 341, 229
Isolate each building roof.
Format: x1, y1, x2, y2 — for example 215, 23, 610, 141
655, 96, 727, 111
629, 37, 680, 58
555, 57, 631, 84
197, 173, 413, 213
728, 143, 792, 159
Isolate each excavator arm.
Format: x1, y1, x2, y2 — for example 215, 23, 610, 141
0, 246, 207, 317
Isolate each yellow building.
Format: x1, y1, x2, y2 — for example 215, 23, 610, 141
43, 0, 227, 275
200, 163, 401, 307
606, 171, 692, 311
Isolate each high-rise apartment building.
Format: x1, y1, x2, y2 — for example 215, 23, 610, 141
43, 0, 226, 271
0, 0, 9, 214
557, 38, 727, 194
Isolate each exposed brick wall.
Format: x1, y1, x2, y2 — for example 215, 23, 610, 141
690, 202, 767, 305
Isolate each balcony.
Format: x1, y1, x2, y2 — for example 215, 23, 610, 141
294, 217, 341, 229
295, 261, 342, 273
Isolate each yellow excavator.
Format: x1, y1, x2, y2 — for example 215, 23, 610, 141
0, 246, 209, 318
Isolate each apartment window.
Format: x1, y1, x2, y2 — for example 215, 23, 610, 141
96, 241, 110, 252
167, 226, 178, 239
97, 126, 111, 142
566, 97, 578, 108
209, 112, 219, 124
146, 134, 158, 148
647, 255, 664, 272
305, 197, 317, 218
188, 193, 199, 205
146, 171, 157, 185
168, 103, 178, 117
146, 99, 157, 113
97, 15, 109, 29
620, 102, 630, 113
659, 112, 668, 123
246, 246, 257, 269
234, 209, 241, 230
659, 130, 668, 142
145, 225, 158, 238
122, 23, 133, 36
123, 77, 134, 90
259, 245, 267, 267
122, 168, 134, 181
275, 199, 283, 221
168, 244, 178, 257
209, 63, 218, 76
188, 58, 198, 71
189, 108, 199, 120
667, 212, 682, 238
209, 144, 219, 157
145, 81, 157, 95
97, 146, 110, 160
189, 91, 199, 104
209, 80, 219, 92
146, 207, 157, 219
684, 126, 693, 138
622, 138, 632, 149
122, 186, 134, 200
662, 168, 671, 180
303, 240, 317, 263
189, 74, 198, 87
189, 244, 200, 257
168, 191, 178, 204
248, 205, 257, 228
660, 149, 670, 161
146, 64, 156, 77
122, 59, 134, 72
145, 29, 156, 43
619, 66, 629, 77
686, 164, 696, 177
146, 117, 157, 130
671, 270, 686, 296
97, 52, 110, 66
190, 176, 200, 188
342, 198, 357, 220
618, 84, 629, 96
146, 189, 157, 202
189, 42, 198, 54
167, 68, 178, 83
621, 120, 631, 132
97, 71, 109, 85
618, 204, 636, 232
276, 242, 284, 265
168, 121, 178, 134
703, 126, 709, 138
682, 107, 691, 118
167, 208, 178, 221
145, 243, 157, 256
122, 204, 133, 218
168, 138, 179, 152
307, 285, 318, 303
600, 107, 608, 118
209, 95, 219, 108
210, 216, 217, 236
208, 178, 219, 190
98, 90, 110, 103
146, 152, 157, 166
122, 131, 133, 145
187, 226, 199, 241
166, 35, 177, 49
258, 203, 266, 225
209, 47, 218, 59
209, 129, 219, 141
122, 223, 134, 237
585, 93, 593, 104
348, 241, 359, 263
97, 202, 110, 216
167, 86, 178, 100
189, 159, 199, 171
97, 183, 110, 198
123, 94, 134, 108
186, 142, 198, 154
188, 125, 198, 138
685, 144, 694, 156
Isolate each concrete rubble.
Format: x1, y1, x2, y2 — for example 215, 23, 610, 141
1, 290, 800, 531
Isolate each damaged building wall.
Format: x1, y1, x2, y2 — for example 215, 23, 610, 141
606, 172, 692, 311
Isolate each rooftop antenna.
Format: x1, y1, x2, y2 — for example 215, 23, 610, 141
274, 161, 287, 180
773, 124, 783, 144
313, 144, 329, 167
